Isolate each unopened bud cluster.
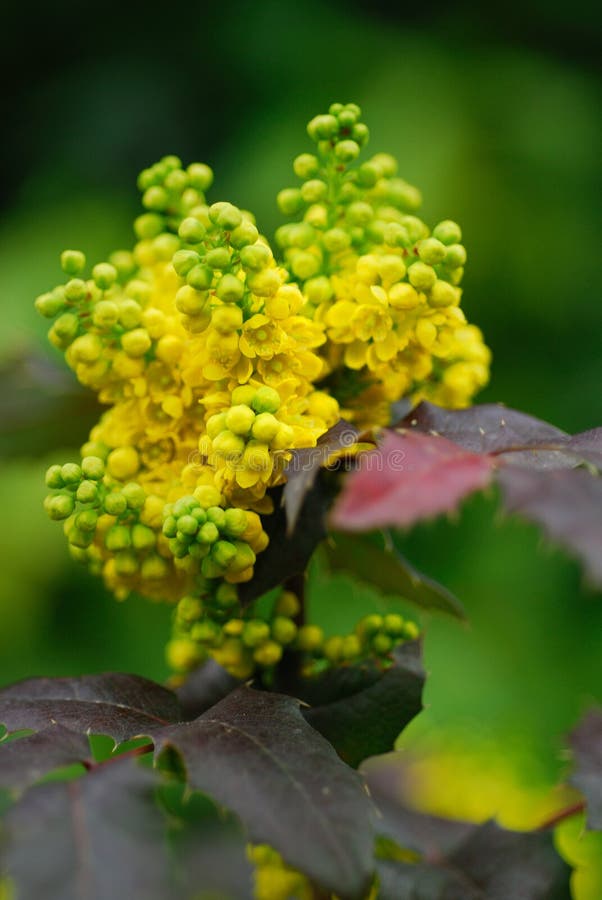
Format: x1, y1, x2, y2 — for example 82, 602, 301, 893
38, 105, 483, 676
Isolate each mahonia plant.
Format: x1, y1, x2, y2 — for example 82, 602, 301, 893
36, 102, 489, 681
1, 102, 600, 900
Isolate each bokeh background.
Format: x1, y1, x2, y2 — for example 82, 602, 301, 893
1, 0, 601, 834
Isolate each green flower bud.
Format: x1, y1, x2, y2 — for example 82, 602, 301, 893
300, 180, 328, 204
76, 509, 98, 533
216, 274, 245, 303
122, 482, 146, 509
169, 538, 189, 559
44, 493, 75, 520
179, 217, 206, 243
143, 186, 169, 211
215, 582, 238, 608
76, 480, 99, 504
164, 169, 188, 192
445, 243, 467, 268
356, 162, 380, 188
296, 624, 324, 652
177, 514, 199, 536
172, 249, 201, 276
288, 222, 315, 249
104, 492, 127, 516
291, 251, 320, 280
433, 220, 462, 245
352, 123, 369, 146
225, 404, 255, 435
212, 430, 245, 460
277, 188, 303, 216
371, 153, 398, 177
121, 328, 151, 357
307, 114, 338, 140
61, 463, 82, 485
134, 213, 164, 239
271, 617, 297, 645
253, 641, 283, 667
118, 299, 143, 329
293, 153, 320, 179
418, 238, 446, 265
162, 515, 178, 538
45, 465, 64, 489
357, 614, 383, 638
92, 300, 119, 328
371, 633, 393, 655
81, 441, 109, 461
141, 555, 170, 579
324, 636, 344, 663
205, 247, 231, 270
382, 614, 405, 638
231, 385, 256, 406
35, 291, 65, 318
187, 163, 213, 192
323, 228, 351, 252
341, 634, 362, 660
192, 507, 207, 524
212, 305, 243, 333
185, 263, 213, 291
335, 140, 360, 163
211, 540, 237, 568
153, 233, 180, 260
210, 202, 243, 231
81, 456, 105, 480
408, 261, 437, 291
304, 276, 332, 304
201, 556, 225, 579
172, 495, 198, 517
230, 221, 259, 249
383, 222, 410, 247
105, 525, 131, 551
404, 622, 420, 640
338, 107, 359, 128
239, 244, 271, 271
251, 412, 280, 442
228, 541, 256, 574
242, 619, 270, 648
60, 249, 86, 275
67, 526, 94, 549
191, 619, 222, 645
52, 313, 79, 343
176, 285, 207, 315
223, 508, 248, 538
64, 279, 87, 302
251, 386, 280, 414
206, 412, 228, 439
346, 201, 373, 226
132, 524, 156, 550
429, 280, 459, 308
109, 250, 136, 280
92, 262, 117, 290
206, 506, 226, 530
197, 521, 219, 544
114, 551, 138, 576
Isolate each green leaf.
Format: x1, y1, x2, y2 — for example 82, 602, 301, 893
323, 531, 466, 619
0, 674, 181, 742
302, 641, 425, 767
154, 685, 375, 899
1, 759, 178, 900
569, 707, 602, 830
0, 725, 91, 792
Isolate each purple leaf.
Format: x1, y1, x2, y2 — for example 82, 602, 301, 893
0, 674, 180, 742
498, 466, 602, 587
0, 725, 91, 792
154, 686, 375, 899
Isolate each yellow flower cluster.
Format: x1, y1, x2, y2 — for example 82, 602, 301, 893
38, 103, 488, 675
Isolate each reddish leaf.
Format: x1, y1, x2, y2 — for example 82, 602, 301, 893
498, 466, 602, 587
330, 430, 495, 532
569, 707, 602, 829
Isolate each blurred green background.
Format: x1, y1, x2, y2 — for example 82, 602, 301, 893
1, 0, 601, 811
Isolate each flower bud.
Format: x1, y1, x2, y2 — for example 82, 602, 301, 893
408, 261, 437, 291
92, 262, 117, 289
187, 163, 213, 192
216, 274, 244, 303
433, 220, 462, 245
60, 249, 86, 275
